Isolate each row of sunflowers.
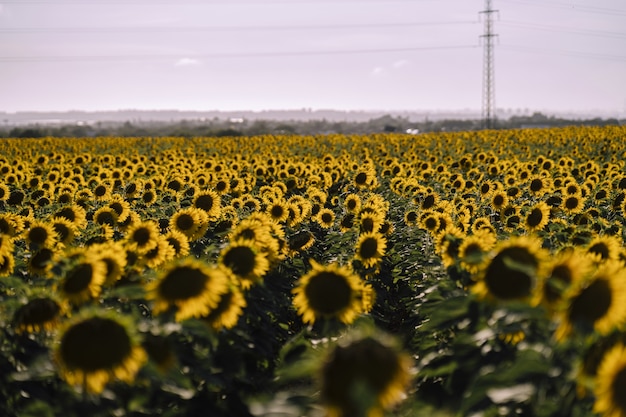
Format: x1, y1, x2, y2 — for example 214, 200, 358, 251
1, 126, 626, 416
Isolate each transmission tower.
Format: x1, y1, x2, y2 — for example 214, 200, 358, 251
480, 0, 498, 129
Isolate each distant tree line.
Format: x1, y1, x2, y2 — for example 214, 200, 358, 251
1, 112, 622, 139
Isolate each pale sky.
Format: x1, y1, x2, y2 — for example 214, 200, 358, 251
1, 0, 625, 116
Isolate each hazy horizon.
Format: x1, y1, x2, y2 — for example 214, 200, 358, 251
1, 0, 625, 117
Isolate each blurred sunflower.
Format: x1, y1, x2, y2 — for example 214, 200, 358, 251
13, 295, 67, 334
315, 208, 336, 229
344, 193, 362, 213
124, 220, 161, 254
140, 234, 176, 270
287, 230, 315, 257
218, 239, 270, 289
586, 235, 623, 263
51, 216, 78, 246
163, 229, 191, 258
93, 206, 118, 227
555, 259, 626, 340
533, 247, 593, 313
53, 309, 147, 394
54, 204, 88, 229
292, 260, 368, 325
56, 255, 107, 305
319, 333, 413, 417
147, 257, 229, 322
354, 231, 387, 269
24, 219, 58, 250
472, 236, 547, 303
169, 207, 209, 242
458, 229, 496, 274
266, 200, 290, 223
91, 241, 128, 285
523, 201, 551, 232
201, 284, 247, 331
593, 343, 626, 417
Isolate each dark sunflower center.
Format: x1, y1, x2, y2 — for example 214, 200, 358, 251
223, 246, 256, 277
361, 217, 375, 233
28, 227, 49, 245
31, 248, 54, 270
569, 278, 612, 326
424, 217, 438, 230
406, 211, 418, 222
527, 208, 544, 227
14, 298, 60, 326
493, 195, 505, 206
321, 337, 400, 412
95, 210, 116, 226
359, 237, 379, 259
530, 179, 543, 192
423, 194, 436, 209
196, 194, 214, 211
321, 212, 333, 223
94, 185, 107, 197
304, 272, 352, 315
204, 291, 234, 321
175, 214, 196, 231
347, 199, 358, 210
341, 214, 355, 229
588, 243, 610, 260
132, 228, 152, 246
110, 202, 124, 216
270, 205, 284, 218
464, 242, 483, 258
544, 264, 573, 303
62, 263, 94, 294
565, 197, 580, 210
159, 266, 208, 300
60, 317, 132, 372
53, 223, 71, 241
355, 172, 368, 185
484, 246, 538, 300
289, 231, 314, 251
56, 208, 77, 222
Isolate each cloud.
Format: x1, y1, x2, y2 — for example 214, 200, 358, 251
392, 59, 408, 69
370, 67, 385, 77
175, 58, 200, 67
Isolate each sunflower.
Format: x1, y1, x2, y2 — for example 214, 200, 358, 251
201, 284, 247, 331
344, 193, 362, 213
53, 309, 147, 394
472, 236, 547, 303
228, 215, 280, 260
91, 241, 128, 285
93, 206, 118, 227
319, 334, 413, 417
169, 207, 209, 241
316, 208, 336, 229
523, 201, 551, 232
51, 216, 78, 246
532, 247, 594, 313
146, 257, 229, 322
489, 190, 509, 212
56, 255, 107, 305
266, 200, 290, 223
403, 209, 419, 227
287, 230, 316, 257
54, 204, 88, 229
593, 343, 626, 417
354, 231, 387, 269
434, 226, 466, 269
107, 195, 132, 224
163, 229, 191, 258
0, 213, 25, 237
359, 211, 385, 234
13, 295, 67, 334
456, 230, 495, 276
292, 260, 369, 325
24, 219, 58, 249
586, 235, 623, 264
562, 194, 586, 214
140, 234, 176, 270
218, 239, 270, 289
353, 167, 377, 189
124, 220, 161, 254
28, 247, 58, 277
555, 259, 626, 341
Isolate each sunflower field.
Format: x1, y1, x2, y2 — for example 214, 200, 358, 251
1, 125, 626, 417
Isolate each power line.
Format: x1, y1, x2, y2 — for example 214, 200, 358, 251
499, 0, 626, 16
0, 20, 479, 34
501, 44, 626, 62
0, 44, 479, 63
500, 20, 626, 39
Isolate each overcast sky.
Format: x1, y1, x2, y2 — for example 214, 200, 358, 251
1, 0, 625, 116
